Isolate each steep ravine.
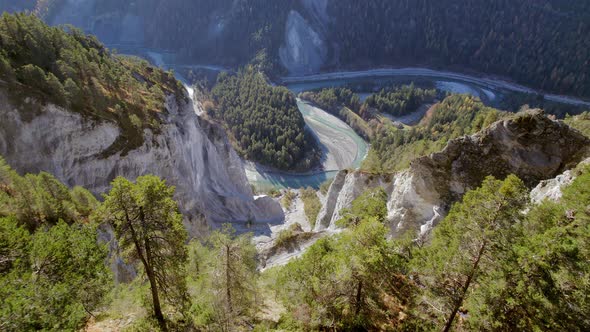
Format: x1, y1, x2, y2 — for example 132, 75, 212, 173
317, 109, 590, 236
0, 90, 284, 236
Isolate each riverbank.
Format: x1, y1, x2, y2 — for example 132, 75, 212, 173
245, 99, 369, 191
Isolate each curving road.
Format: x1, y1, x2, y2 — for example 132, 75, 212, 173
283, 68, 590, 107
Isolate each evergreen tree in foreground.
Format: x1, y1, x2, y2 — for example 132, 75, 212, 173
413, 175, 529, 331
101, 176, 188, 331
186, 225, 258, 331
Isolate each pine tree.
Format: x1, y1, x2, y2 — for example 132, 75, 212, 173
465, 166, 590, 331
208, 225, 258, 330
413, 175, 528, 331
101, 176, 188, 331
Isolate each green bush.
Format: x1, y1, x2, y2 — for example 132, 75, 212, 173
281, 190, 296, 210
300, 187, 321, 229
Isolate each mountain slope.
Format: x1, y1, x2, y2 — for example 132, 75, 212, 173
318, 109, 590, 235
0, 13, 284, 232
4, 0, 588, 98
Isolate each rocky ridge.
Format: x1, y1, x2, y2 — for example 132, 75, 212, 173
317, 110, 590, 236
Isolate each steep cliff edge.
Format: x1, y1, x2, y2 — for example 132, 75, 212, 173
318, 110, 590, 236
0, 91, 284, 236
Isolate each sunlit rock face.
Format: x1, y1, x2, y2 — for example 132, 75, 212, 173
0, 91, 284, 237
530, 158, 590, 204
279, 10, 328, 75
316, 110, 590, 237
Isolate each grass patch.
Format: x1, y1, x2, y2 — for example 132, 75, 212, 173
564, 112, 590, 138
281, 190, 296, 210
300, 187, 321, 229
275, 223, 303, 248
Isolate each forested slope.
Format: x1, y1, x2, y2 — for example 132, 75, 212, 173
328, 1, 590, 97
2, 1, 588, 97
362, 94, 504, 173
208, 68, 313, 170
0, 13, 184, 156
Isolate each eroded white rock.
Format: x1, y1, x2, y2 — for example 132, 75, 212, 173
0, 92, 284, 236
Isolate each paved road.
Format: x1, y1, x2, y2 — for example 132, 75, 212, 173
283, 68, 590, 107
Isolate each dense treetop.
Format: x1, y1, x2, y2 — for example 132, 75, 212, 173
300, 87, 361, 114
364, 84, 437, 117
209, 67, 311, 170
0, 157, 99, 232
0, 157, 111, 331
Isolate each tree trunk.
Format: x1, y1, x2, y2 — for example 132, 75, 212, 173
355, 280, 363, 316
225, 244, 232, 314
127, 209, 167, 331
443, 241, 487, 332
145, 238, 167, 331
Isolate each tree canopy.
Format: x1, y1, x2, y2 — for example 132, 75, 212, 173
210, 67, 312, 170
101, 176, 188, 331
0, 13, 184, 156
0, 157, 111, 331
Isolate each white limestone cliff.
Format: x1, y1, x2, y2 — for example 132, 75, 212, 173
531, 158, 590, 204
0, 91, 284, 237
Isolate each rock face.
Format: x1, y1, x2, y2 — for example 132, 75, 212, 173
279, 10, 328, 75
0, 91, 284, 236
315, 171, 391, 231
318, 110, 590, 236
530, 158, 590, 203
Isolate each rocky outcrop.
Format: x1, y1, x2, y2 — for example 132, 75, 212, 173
0, 91, 284, 236
531, 158, 590, 203
315, 171, 346, 231
315, 171, 391, 231
319, 110, 590, 236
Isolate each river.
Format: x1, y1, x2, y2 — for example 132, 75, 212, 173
139, 50, 590, 190
245, 99, 368, 191
249, 68, 590, 190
